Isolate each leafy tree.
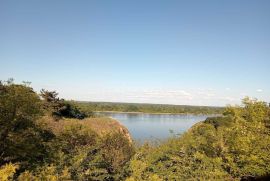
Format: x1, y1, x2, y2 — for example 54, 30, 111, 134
0, 80, 54, 171
40, 89, 86, 119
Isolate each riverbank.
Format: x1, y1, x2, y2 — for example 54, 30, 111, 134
94, 112, 214, 141
94, 110, 221, 116
72, 101, 224, 115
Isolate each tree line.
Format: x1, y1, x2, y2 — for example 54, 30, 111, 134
72, 101, 224, 115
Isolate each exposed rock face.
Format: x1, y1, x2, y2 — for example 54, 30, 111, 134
110, 119, 132, 143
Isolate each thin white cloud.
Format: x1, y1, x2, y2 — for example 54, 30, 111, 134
240, 92, 248, 96
140, 90, 193, 99
256, 89, 263, 92
60, 87, 252, 106
195, 88, 216, 97
220, 96, 238, 102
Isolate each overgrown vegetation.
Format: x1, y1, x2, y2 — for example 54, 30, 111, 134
72, 101, 224, 115
126, 97, 270, 181
0, 80, 134, 180
0, 80, 269, 180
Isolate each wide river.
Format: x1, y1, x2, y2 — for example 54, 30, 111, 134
96, 112, 212, 141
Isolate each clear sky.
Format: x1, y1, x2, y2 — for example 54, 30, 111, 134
1, 0, 269, 106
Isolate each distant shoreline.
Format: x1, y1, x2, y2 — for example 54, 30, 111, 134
94, 111, 220, 116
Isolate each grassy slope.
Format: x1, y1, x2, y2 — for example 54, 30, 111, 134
39, 116, 132, 142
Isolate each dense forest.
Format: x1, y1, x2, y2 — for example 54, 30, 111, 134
71, 101, 224, 115
1, 80, 270, 180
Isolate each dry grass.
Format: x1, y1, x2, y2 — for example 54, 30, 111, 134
38, 116, 132, 142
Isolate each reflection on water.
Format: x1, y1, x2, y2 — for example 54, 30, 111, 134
96, 112, 212, 141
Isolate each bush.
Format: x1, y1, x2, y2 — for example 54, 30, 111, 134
0, 163, 18, 181
127, 98, 270, 180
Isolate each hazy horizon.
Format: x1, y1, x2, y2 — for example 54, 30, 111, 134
1, 0, 270, 106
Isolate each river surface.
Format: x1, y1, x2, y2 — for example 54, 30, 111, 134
96, 112, 212, 141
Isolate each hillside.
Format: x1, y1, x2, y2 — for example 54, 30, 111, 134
0, 81, 135, 180
39, 116, 132, 143
126, 98, 270, 180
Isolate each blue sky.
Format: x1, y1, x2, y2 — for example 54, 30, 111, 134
1, 0, 269, 106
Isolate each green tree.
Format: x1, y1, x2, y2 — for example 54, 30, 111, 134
0, 80, 54, 171
40, 89, 86, 119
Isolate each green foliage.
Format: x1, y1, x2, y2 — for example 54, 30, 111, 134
40, 89, 86, 119
1, 80, 269, 180
73, 101, 224, 115
0, 80, 135, 180
127, 98, 270, 180
0, 80, 54, 171
99, 132, 135, 180
204, 116, 234, 128
18, 164, 71, 181
0, 163, 18, 181
49, 124, 134, 181
58, 123, 98, 153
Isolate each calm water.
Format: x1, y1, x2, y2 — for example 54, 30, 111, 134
96, 112, 211, 141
